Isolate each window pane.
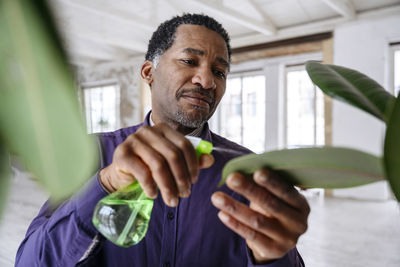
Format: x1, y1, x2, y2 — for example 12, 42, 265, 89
287, 70, 315, 147
395, 49, 400, 96
286, 69, 324, 147
242, 75, 265, 153
315, 88, 325, 145
220, 78, 242, 144
84, 84, 120, 133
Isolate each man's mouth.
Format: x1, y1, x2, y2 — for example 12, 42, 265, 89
177, 89, 214, 109
181, 93, 212, 108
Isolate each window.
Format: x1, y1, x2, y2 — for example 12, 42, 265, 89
389, 43, 400, 97
394, 47, 400, 96
217, 75, 266, 153
285, 66, 324, 148
209, 51, 325, 153
82, 83, 120, 133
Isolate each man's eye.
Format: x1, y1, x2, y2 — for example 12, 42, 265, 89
214, 69, 226, 79
181, 59, 195, 65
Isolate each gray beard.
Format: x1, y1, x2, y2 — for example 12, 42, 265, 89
175, 107, 207, 129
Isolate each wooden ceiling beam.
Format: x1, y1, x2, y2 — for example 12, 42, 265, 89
247, 0, 277, 28
69, 30, 148, 53
321, 0, 356, 19
55, 14, 148, 53
173, 0, 277, 36
58, 0, 157, 32
231, 3, 400, 48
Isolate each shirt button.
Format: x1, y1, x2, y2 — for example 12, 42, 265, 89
167, 212, 174, 220
164, 261, 171, 267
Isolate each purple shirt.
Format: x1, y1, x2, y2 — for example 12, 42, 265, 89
16, 113, 304, 267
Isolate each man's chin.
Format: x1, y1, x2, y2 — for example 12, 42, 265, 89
175, 110, 209, 129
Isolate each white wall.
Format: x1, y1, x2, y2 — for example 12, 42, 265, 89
331, 14, 400, 200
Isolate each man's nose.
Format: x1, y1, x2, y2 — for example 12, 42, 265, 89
192, 67, 216, 90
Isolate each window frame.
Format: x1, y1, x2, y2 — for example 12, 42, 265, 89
80, 80, 121, 133
212, 69, 265, 138
211, 51, 323, 152
284, 64, 325, 148
388, 43, 400, 96
210, 63, 265, 134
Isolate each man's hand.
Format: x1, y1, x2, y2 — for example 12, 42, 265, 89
211, 169, 310, 263
100, 123, 214, 207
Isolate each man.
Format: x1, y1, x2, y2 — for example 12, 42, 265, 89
16, 14, 309, 266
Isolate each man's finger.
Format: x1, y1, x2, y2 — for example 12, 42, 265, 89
253, 169, 310, 215
127, 133, 179, 206
215, 210, 289, 260
153, 124, 199, 183
135, 125, 192, 199
211, 192, 291, 242
199, 154, 214, 169
225, 173, 306, 231
115, 153, 158, 199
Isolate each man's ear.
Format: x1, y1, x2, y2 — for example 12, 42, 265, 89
140, 61, 154, 86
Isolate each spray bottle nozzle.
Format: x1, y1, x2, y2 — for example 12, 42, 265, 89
185, 136, 213, 157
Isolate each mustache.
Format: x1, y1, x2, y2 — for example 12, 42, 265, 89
176, 87, 215, 106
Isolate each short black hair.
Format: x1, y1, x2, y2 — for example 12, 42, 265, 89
145, 13, 231, 65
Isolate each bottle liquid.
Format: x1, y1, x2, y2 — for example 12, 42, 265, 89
92, 136, 213, 247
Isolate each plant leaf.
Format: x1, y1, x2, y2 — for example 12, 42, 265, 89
0, 142, 10, 219
0, 0, 98, 201
306, 61, 396, 123
219, 147, 384, 189
384, 96, 400, 201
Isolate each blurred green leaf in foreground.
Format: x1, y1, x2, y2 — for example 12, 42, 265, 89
0, 0, 98, 214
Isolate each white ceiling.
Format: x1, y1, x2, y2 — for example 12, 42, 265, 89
49, 0, 400, 66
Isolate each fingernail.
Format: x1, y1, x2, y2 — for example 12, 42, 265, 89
170, 198, 178, 207
148, 191, 158, 199
255, 170, 268, 183
228, 174, 241, 187
218, 212, 229, 222
211, 194, 224, 206
183, 188, 191, 197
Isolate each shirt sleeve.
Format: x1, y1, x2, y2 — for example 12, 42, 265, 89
247, 247, 305, 267
15, 173, 108, 267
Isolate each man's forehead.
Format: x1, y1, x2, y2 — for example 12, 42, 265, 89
173, 25, 229, 59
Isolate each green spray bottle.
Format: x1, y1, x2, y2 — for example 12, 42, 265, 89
92, 136, 213, 247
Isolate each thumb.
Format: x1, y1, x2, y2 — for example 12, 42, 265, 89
199, 154, 214, 169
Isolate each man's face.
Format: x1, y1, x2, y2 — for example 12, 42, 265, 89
146, 24, 229, 132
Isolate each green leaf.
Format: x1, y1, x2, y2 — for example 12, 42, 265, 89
0, 142, 10, 218
0, 0, 98, 200
306, 61, 396, 123
220, 147, 384, 189
384, 96, 400, 201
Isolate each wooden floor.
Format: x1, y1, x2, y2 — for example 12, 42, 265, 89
1, 171, 399, 267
